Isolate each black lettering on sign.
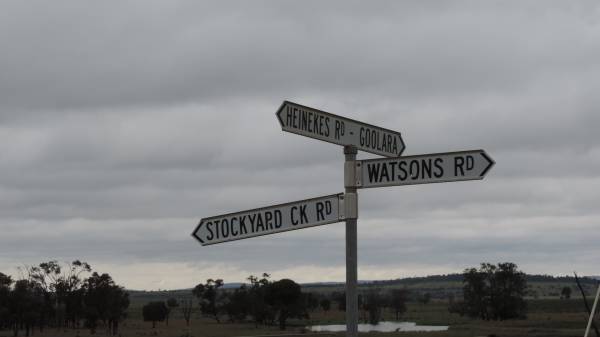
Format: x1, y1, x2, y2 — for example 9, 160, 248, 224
255, 214, 265, 232
274, 210, 282, 228
379, 163, 390, 182
213, 220, 221, 239
325, 200, 332, 215
454, 156, 465, 176
389, 161, 396, 179
324, 117, 330, 137
335, 120, 344, 140
301, 110, 308, 131
221, 219, 229, 238
286, 106, 293, 127
370, 129, 377, 149
421, 159, 432, 179
248, 214, 256, 232
300, 205, 308, 224
466, 155, 474, 171
239, 216, 248, 235
206, 221, 214, 240
434, 158, 444, 178
291, 206, 299, 226
398, 161, 408, 181
409, 160, 420, 180
355, 130, 400, 155
360, 127, 365, 146
265, 211, 273, 230
292, 107, 298, 128
318, 116, 324, 136
316, 202, 325, 221
367, 163, 381, 183
231, 218, 238, 237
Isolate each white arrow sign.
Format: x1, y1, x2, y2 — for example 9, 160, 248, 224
277, 101, 405, 157
355, 150, 494, 189
192, 193, 346, 246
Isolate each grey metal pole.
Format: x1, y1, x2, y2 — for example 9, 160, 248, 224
344, 145, 358, 337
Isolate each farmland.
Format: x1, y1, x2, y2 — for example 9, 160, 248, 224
1, 298, 592, 337
121, 276, 599, 336
1, 274, 597, 337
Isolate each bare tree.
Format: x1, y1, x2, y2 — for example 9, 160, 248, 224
180, 298, 193, 327
574, 272, 599, 337
165, 298, 178, 326
389, 289, 408, 320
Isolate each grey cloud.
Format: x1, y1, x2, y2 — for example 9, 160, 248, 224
1, 1, 600, 287
1, 2, 598, 111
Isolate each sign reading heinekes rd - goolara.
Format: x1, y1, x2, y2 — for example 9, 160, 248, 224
192, 194, 345, 246
356, 150, 494, 188
276, 101, 405, 157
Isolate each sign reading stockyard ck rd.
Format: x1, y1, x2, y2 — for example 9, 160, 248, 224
356, 150, 494, 188
277, 101, 405, 157
192, 193, 344, 246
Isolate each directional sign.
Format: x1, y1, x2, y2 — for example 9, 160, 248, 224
276, 101, 405, 157
192, 193, 345, 246
355, 150, 494, 189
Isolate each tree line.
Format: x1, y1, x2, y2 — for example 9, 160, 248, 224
143, 262, 530, 329
143, 273, 416, 329
449, 262, 528, 320
0, 261, 129, 336
143, 273, 309, 330
2, 260, 537, 335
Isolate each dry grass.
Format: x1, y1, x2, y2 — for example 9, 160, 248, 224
1, 299, 594, 337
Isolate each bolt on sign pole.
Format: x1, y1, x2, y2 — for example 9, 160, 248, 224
344, 145, 359, 337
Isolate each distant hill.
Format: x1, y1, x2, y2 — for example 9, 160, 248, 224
126, 273, 599, 306
302, 273, 598, 288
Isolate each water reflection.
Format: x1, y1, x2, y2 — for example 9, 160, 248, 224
309, 321, 449, 333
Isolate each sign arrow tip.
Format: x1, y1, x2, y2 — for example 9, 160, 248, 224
191, 220, 205, 244
479, 151, 495, 177
275, 101, 290, 128
398, 134, 406, 156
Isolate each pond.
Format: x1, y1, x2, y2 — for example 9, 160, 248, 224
309, 321, 449, 333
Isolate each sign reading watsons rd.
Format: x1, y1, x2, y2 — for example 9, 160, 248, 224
192, 194, 344, 246
357, 150, 494, 188
277, 101, 405, 157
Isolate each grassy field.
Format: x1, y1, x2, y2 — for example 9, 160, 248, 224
3, 275, 598, 337
2, 298, 593, 337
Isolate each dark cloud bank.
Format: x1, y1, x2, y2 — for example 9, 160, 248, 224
1, 1, 599, 289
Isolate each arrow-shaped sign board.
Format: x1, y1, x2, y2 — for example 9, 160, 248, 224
355, 150, 494, 189
277, 101, 405, 157
192, 193, 345, 246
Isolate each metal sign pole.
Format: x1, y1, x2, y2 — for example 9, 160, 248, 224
344, 145, 358, 337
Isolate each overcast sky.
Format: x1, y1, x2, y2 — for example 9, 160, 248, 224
1, 1, 599, 290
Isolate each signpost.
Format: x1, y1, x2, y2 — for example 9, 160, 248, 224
191, 100, 495, 337
192, 193, 346, 246
354, 150, 494, 189
276, 100, 405, 157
